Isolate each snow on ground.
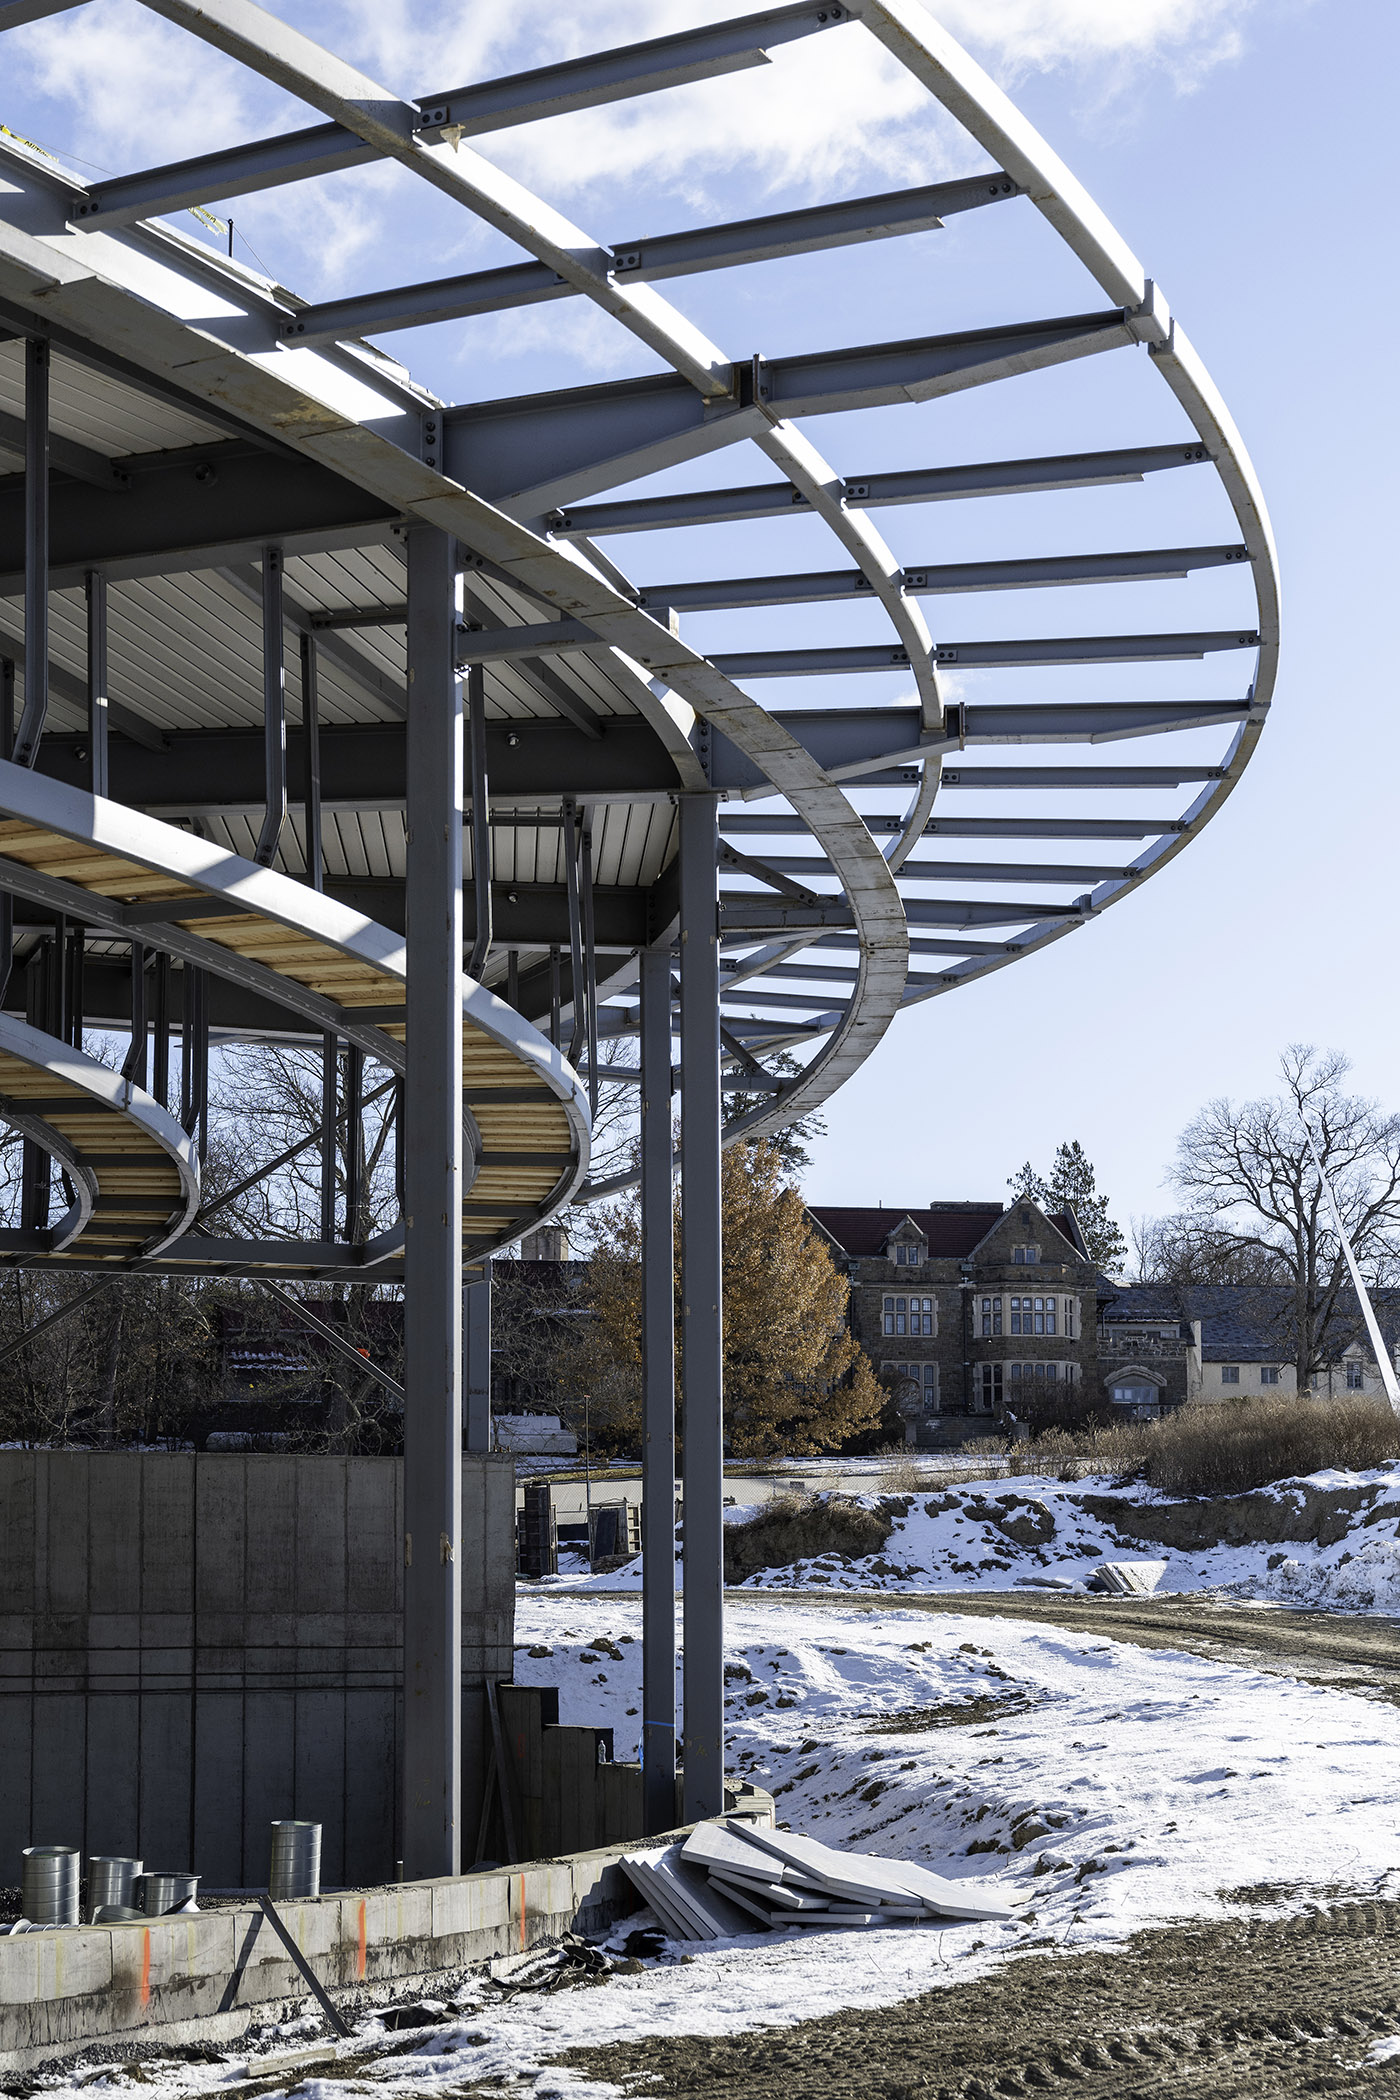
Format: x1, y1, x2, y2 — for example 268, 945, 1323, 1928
545, 1464, 1400, 1605
66, 1591, 1400, 2100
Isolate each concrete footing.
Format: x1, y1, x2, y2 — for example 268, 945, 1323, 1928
0, 1792, 775, 2071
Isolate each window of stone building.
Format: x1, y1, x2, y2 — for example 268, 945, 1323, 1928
1012, 1245, 1040, 1264
883, 1295, 934, 1336
1221, 1365, 1240, 1384
882, 1362, 939, 1408
1261, 1365, 1281, 1386
1010, 1296, 1056, 1336
977, 1363, 1002, 1409
1347, 1361, 1365, 1390
1064, 1298, 1076, 1338
893, 1242, 923, 1266
980, 1295, 1003, 1337
1009, 1362, 1060, 1381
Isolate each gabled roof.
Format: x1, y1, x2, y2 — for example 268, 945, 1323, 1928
807, 1202, 1085, 1261
1100, 1281, 1400, 1361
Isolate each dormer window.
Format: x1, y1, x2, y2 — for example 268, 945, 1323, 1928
892, 1242, 922, 1266
1012, 1245, 1040, 1265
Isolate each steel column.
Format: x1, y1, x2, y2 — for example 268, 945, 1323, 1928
580, 815, 599, 1120
84, 570, 109, 798
639, 942, 677, 1832
0, 659, 12, 1004
150, 950, 169, 1103
344, 1043, 364, 1245
300, 630, 322, 890
401, 523, 464, 1880
464, 1264, 491, 1454
121, 941, 147, 1087
319, 1033, 337, 1242
467, 663, 492, 980
14, 337, 48, 769
678, 792, 724, 1820
254, 545, 286, 865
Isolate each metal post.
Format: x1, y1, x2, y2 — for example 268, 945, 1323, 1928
121, 942, 147, 1088
549, 945, 561, 1050
21, 951, 48, 1231
467, 662, 492, 980
300, 630, 322, 891
85, 570, 109, 798
320, 1034, 337, 1242
640, 943, 677, 1833
402, 523, 463, 1880
464, 1263, 491, 1454
580, 814, 599, 1120
255, 545, 286, 866
344, 1043, 364, 1245
679, 793, 724, 1820
563, 800, 585, 1067
0, 661, 10, 1006
150, 951, 169, 1104
14, 337, 48, 769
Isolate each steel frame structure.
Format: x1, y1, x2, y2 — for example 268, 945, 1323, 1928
0, 0, 1277, 1869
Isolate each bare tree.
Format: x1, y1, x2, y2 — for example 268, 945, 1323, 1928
1168, 1046, 1400, 1386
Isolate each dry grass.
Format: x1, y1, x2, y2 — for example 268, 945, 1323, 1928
723, 1493, 895, 1582
875, 1454, 923, 1493
1031, 1396, 1400, 1497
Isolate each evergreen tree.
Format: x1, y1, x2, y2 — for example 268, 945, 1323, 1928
1008, 1140, 1127, 1274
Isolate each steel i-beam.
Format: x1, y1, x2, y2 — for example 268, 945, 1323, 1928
679, 793, 724, 1821
639, 943, 677, 1833
401, 524, 464, 1879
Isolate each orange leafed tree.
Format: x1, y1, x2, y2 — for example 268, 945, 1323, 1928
578, 1139, 884, 1457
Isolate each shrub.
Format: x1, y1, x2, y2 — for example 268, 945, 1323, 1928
723, 1493, 894, 1582
1029, 1396, 1399, 1496
1136, 1394, 1400, 1496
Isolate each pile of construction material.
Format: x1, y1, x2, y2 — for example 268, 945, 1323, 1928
621, 1819, 1013, 1940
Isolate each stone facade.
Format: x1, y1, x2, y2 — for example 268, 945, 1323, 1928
808, 1199, 1101, 1443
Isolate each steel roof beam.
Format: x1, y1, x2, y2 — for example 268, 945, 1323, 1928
709, 699, 1253, 789
641, 545, 1249, 612
711, 628, 1258, 679
939, 764, 1225, 789
0, 408, 130, 491
748, 853, 1127, 884
0, 0, 89, 25
0, 440, 398, 591
74, 4, 852, 229
445, 311, 1138, 515
280, 176, 1015, 347
0, 617, 166, 753
719, 812, 1180, 838
216, 564, 407, 720
718, 893, 1080, 932
553, 441, 1214, 537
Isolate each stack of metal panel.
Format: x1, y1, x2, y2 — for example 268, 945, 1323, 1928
619, 1820, 1013, 1939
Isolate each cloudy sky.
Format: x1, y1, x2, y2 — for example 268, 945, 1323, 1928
5, 0, 1395, 1232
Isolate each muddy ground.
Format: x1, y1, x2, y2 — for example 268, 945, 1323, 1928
559, 1899, 1400, 2098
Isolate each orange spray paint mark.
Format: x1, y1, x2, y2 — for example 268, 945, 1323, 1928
357, 1900, 367, 1981
139, 1929, 151, 2009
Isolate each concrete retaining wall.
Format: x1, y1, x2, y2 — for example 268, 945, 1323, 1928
0, 1792, 776, 2071
0, 1452, 515, 1890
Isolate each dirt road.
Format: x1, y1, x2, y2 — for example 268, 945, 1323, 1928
558, 1898, 1400, 2098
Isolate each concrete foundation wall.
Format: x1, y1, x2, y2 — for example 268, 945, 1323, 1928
0, 1453, 515, 1890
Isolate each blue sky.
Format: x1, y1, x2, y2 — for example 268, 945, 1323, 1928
6, 0, 1396, 1237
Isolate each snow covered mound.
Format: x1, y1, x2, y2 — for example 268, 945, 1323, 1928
1268, 1536, 1400, 1612
721, 1465, 1400, 1605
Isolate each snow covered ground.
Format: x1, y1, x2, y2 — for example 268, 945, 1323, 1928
545, 1464, 1400, 1609
51, 1585, 1400, 2098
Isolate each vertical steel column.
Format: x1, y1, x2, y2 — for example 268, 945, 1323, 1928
85, 570, 108, 798
300, 631, 322, 891
121, 943, 147, 1087
640, 943, 677, 1832
21, 952, 48, 1230
254, 546, 286, 866
563, 800, 585, 1068
580, 816, 599, 1120
344, 1044, 364, 1245
467, 663, 492, 981
402, 524, 464, 1880
679, 793, 724, 1820
464, 1263, 491, 1454
320, 1035, 338, 1243
0, 660, 13, 1006
14, 338, 48, 769
150, 952, 169, 1104
549, 945, 562, 1049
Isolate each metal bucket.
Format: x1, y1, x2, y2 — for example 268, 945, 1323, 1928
21, 1846, 79, 1927
139, 1872, 200, 1916
268, 1820, 321, 1901
88, 1856, 142, 1918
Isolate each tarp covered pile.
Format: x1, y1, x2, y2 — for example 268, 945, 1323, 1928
620, 1819, 1013, 1940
